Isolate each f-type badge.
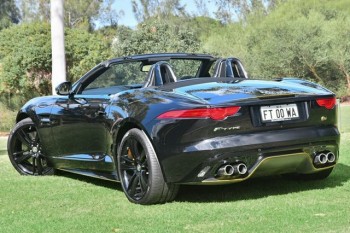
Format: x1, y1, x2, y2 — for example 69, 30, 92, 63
214, 126, 241, 132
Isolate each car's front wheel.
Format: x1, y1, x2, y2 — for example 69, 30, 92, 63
117, 128, 179, 204
8, 118, 54, 175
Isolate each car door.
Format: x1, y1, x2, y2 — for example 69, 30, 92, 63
49, 66, 114, 169
51, 94, 109, 156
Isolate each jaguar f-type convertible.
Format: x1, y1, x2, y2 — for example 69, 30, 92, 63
8, 53, 340, 204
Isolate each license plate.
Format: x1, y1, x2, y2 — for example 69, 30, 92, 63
260, 104, 299, 122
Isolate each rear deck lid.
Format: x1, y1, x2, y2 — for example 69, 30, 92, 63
169, 79, 332, 105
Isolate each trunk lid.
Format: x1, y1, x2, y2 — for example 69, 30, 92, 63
169, 79, 332, 106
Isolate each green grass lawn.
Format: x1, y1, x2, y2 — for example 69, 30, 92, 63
340, 104, 350, 133
0, 106, 349, 233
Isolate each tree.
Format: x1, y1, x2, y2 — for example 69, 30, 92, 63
112, 18, 199, 56
0, 23, 52, 97
98, 0, 125, 28
242, 0, 349, 96
189, 16, 223, 41
18, 0, 50, 23
203, 0, 350, 96
0, 23, 112, 99
64, 0, 102, 29
326, 15, 350, 94
131, 0, 187, 22
201, 22, 247, 59
246, 10, 331, 81
214, 0, 286, 23
0, 0, 21, 30
65, 29, 112, 81
17, 0, 120, 30
193, 0, 209, 17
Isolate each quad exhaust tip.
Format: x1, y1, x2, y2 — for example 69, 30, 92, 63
314, 153, 327, 165
217, 163, 248, 177
313, 151, 336, 165
234, 163, 248, 175
326, 152, 336, 163
217, 165, 235, 176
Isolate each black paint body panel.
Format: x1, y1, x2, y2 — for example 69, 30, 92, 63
13, 53, 340, 184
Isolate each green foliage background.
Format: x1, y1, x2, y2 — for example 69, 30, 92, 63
1, 0, 350, 131
202, 0, 350, 97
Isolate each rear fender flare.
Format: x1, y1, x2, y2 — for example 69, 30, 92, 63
110, 117, 168, 181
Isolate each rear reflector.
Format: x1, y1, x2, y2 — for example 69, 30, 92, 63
157, 106, 241, 120
316, 97, 336, 109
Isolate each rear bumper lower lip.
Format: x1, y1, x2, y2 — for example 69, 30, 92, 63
198, 152, 336, 185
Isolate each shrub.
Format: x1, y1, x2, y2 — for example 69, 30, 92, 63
0, 102, 16, 132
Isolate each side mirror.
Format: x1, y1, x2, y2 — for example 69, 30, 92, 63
55, 82, 72, 95
141, 64, 151, 72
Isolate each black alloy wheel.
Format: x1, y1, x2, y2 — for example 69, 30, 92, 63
117, 128, 178, 204
120, 136, 149, 200
8, 118, 54, 175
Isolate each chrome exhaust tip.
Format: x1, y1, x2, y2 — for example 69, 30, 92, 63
234, 163, 248, 175
217, 164, 234, 176
314, 153, 327, 165
326, 152, 336, 163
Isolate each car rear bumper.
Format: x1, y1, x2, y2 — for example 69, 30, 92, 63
156, 126, 340, 183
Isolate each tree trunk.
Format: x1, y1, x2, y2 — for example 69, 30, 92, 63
338, 63, 350, 95
308, 65, 324, 84
346, 73, 350, 94
51, 0, 66, 95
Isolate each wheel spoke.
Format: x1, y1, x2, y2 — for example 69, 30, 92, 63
120, 161, 136, 171
37, 158, 43, 175
14, 151, 32, 163
127, 173, 139, 197
140, 151, 147, 165
120, 155, 134, 164
140, 170, 148, 192
33, 131, 39, 143
130, 138, 141, 160
16, 129, 32, 147
13, 151, 25, 156
32, 157, 36, 175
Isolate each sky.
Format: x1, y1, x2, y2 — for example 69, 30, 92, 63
113, 0, 217, 28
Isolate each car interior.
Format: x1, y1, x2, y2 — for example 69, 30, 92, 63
78, 57, 248, 95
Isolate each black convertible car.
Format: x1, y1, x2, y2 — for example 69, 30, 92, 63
8, 53, 340, 204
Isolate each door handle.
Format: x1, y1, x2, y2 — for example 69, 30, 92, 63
39, 118, 51, 125
73, 98, 88, 105
97, 104, 107, 116
97, 110, 106, 116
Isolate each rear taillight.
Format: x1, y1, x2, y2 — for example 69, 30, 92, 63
316, 97, 336, 109
157, 106, 241, 121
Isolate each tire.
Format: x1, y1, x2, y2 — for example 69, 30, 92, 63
7, 118, 54, 176
283, 167, 333, 180
117, 128, 179, 204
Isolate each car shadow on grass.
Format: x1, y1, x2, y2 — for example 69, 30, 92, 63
55, 163, 350, 203
175, 163, 350, 203
55, 170, 123, 192
0, 149, 7, 155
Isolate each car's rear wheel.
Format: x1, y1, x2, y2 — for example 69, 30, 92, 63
8, 118, 54, 175
117, 128, 179, 204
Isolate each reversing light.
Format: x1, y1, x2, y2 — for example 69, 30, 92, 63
316, 97, 336, 109
157, 106, 241, 121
